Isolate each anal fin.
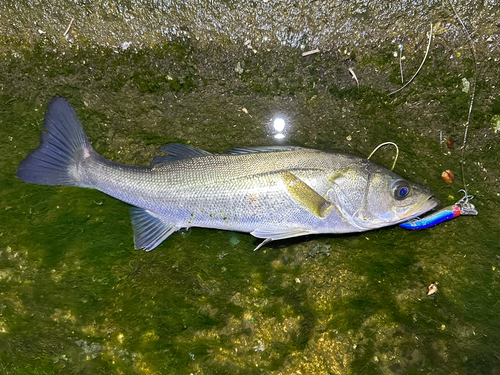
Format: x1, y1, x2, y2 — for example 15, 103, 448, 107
130, 207, 179, 251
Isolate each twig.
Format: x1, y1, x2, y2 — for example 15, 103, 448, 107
63, 17, 74, 36
302, 48, 320, 57
399, 44, 404, 83
389, 23, 433, 95
348, 68, 359, 90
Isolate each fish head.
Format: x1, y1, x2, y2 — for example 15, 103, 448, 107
358, 165, 439, 229
326, 161, 439, 230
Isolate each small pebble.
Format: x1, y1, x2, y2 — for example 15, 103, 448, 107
446, 137, 453, 149
427, 282, 439, 296
441, 170, 455, 184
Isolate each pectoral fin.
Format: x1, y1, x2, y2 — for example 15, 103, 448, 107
251, 227, 315, 239
282, 171, 331, 218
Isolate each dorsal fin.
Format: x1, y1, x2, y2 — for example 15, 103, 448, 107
151, 143, 211, 167
150, 145, 307, 167
224, 146, 305, 155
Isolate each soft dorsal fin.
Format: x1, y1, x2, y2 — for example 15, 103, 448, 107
224, 146, 305, 155
151, 143, 211, 167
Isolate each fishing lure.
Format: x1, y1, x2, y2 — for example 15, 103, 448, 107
400, 190, 478, 230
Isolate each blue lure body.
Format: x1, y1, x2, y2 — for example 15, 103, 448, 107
399, 205, 460, 229
400, 191, 478, 230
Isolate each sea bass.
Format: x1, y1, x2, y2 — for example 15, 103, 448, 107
17, 98, 439, 251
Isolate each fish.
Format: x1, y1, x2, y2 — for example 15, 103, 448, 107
17, 97, 439, 251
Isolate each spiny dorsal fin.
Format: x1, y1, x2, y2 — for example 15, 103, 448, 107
151, 143, 211, 167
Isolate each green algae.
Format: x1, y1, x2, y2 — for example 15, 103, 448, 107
1, 9, 500, 375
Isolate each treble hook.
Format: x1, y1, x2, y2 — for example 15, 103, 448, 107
456, 189, 478, 216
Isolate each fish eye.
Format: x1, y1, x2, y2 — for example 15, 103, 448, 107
392, 180, 411, 200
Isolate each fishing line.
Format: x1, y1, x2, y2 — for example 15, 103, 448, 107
399, 3, 480, 230
447, 0, 477, 191
389, 23, 433, 96
367, 141, 399, 171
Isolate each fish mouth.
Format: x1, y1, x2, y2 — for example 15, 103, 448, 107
403, 195, 440, 220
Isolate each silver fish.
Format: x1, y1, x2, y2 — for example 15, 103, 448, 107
17, 98, 439, 251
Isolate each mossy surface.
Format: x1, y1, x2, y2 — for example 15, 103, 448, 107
1, 5, 500, 374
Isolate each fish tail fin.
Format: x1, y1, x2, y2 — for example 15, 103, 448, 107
17, 97, 95, 187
